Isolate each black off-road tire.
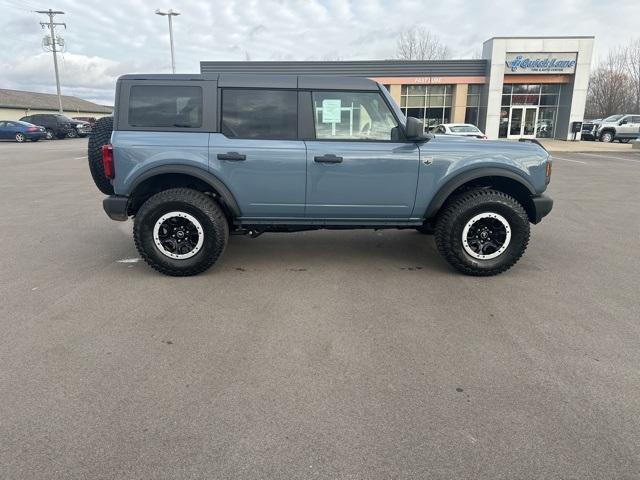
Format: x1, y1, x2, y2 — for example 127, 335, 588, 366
87, 116, 114, 195
434, 189, 530, 276
133, 188, 229, 276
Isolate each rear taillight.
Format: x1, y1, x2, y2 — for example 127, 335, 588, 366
102, 144, 114, 179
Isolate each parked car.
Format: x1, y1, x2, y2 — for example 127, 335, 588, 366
0, 120, 46, 142
88, 74, 553, 277
19, 113, 71, 140
595, 114, 640, 143
73, 116, 97, 130
65, 118, 92, 138
581, 119, 601, 141
432, 123, 487, 139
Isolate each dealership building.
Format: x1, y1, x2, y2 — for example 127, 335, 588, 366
201, 36, 594, 141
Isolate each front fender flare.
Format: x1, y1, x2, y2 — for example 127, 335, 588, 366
127, 164, 241, 217
424, 167, 536, 219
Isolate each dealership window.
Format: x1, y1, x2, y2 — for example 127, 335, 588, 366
499, 84, 562, 138
465, 84, 482, 126
128, 85, 203, 128
312, 91, 398, 141
221, 89, 297, 139
400, 84, 452, 130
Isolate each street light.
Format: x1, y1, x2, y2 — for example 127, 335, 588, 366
155, 9, 180, 74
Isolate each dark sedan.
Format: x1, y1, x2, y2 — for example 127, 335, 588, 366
0, 120, 46, 142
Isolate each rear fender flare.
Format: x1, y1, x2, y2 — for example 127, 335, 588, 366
128, 165, 241, 217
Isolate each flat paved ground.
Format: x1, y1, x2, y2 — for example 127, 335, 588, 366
1, 139, 639, 480
537, 138, 638, 152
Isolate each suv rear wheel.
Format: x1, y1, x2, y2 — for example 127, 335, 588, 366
133, 188, 229, 276
435, 189, 530, 276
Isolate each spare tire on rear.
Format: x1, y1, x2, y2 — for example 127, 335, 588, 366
88, 116, 114, 195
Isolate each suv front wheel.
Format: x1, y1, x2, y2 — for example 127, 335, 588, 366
134, 188, 229, 276
435, 189, 530, 276
599, 131, 614, 143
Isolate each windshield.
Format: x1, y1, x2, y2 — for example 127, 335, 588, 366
603, 115, 624, 122
450, 125, 480, 133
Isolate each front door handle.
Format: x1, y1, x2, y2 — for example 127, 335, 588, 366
217, 152, 246, 161
314, 154, 343, 164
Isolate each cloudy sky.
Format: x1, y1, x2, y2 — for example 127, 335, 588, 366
1, 0, 638, 105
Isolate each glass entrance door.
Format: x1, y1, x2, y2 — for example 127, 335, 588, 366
508, 107, 538, 139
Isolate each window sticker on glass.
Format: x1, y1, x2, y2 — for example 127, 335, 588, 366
321, 99, 342, 123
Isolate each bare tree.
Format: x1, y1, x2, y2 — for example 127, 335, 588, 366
586, 49, 632, 118
623, 38, 640, 112
396, 27, 451, 61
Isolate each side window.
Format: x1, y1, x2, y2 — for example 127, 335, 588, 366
312, 91, 398, 141
221, 89, 297, 140
128, 85, 203, 128
633, 116, 640, 123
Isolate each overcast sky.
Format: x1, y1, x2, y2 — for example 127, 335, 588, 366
1, 0, 638, 105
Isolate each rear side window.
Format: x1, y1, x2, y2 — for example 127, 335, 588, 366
221, 89, 297, 139
128, 85, 203, 128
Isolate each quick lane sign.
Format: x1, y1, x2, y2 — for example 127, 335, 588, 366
505, 53, 577, 74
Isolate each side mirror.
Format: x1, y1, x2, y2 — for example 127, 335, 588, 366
620, 119, 628, 125
405, 116, 430, 141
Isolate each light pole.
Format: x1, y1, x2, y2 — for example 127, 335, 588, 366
37, 9, 66, 113
155, 9, 180, 74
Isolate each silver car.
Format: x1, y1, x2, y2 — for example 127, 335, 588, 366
432, 123, 487, 139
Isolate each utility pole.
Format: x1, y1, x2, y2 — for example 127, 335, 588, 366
155, 9, 180, 73
37, 9, 66, 113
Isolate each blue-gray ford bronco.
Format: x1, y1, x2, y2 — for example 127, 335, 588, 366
88, 74, 553, 276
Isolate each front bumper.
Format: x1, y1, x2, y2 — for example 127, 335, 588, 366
103, 195, 129, 221
531, 194, 553, 224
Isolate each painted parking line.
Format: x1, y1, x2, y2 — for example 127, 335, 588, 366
579, 152, 640, 163
74, 156, 87, 160
550, 156, 588, 164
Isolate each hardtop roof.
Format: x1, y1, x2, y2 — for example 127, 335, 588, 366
117, 73, 380, 91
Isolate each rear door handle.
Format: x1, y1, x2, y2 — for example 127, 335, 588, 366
314, 154, 343, 164
217, 152, 246, 161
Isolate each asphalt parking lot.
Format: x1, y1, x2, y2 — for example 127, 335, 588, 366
1, 138, 639, 479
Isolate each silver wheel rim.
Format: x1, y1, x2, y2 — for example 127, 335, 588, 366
602, 133, 612, 142
462, 212, 512, 260
152, 211, 204, 260
16, 133, 25, 142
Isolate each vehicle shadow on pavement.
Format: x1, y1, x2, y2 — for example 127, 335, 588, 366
214, 229, 452, 275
